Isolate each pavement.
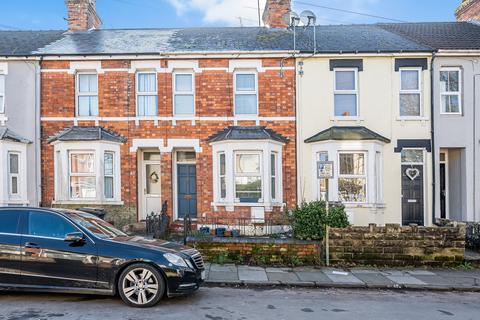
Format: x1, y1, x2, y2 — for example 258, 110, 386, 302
1, 288, 479, 319
204, 263, 480, 291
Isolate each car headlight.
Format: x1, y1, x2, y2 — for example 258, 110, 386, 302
164, 253, 188, 268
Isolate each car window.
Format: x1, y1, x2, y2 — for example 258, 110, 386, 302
27, 211, 77, 239
0, 210, 21, 234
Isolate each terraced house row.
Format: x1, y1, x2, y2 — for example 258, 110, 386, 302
0, 0, 479, 227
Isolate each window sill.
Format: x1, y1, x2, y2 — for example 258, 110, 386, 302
52, 200, 124, 206
344, 203, 386, 209
396, 117, 429, 121
330, 117, 364, 122
439, 113, 463, 116
211, 201, 285, 212
0, 199, 29, 206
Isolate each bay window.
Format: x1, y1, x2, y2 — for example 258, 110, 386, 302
104, 152, 114, 199
219, 152, 226, 200
69, 152, 96, 199
440, 68, 461, 114
8, 152, 19, 196
338, 152, 367, 203
334, 69, 358, 117
173, 72, 195, 115
76, 73, 98, 116
136, 72, 158, 116
399, 68, 422, 117
234, 152, 262, 202
234, 72, 258, 115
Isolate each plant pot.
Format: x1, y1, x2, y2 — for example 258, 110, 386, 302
224, 230, 232, 237
210, 229, 216, 236
199, 226, 210, 234
231, 229, 240, 237
216, 227, 226, 237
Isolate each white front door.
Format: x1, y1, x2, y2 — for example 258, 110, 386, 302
140, 151, 162, 220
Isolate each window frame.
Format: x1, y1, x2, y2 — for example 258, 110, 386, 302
234, 151, 263, 203
337, 151, 367, 204
270, 152, 278, 201
75, 72, 99, 117
136, 71, 158, 117
25, 210, 80, 240
173, 70, 195, 116
0, 74, 5, 114
233, 70, 258, 116
399, 67, 423, 118
333, 68, 359, 118
439, 67, 462, 115
218, 152, 227, 201
103, 151, 115, 199
7, 151, 20, 197
68, 150, 97, 200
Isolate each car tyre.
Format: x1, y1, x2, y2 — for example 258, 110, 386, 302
118, 263, 166, 308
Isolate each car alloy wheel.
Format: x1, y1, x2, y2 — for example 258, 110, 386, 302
119, 264, 165, 307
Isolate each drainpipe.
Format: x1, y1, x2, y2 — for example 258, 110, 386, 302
474, 72, 479, 222
430, 52, 437, 226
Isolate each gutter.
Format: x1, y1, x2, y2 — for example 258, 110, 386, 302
430, 52, 436, 225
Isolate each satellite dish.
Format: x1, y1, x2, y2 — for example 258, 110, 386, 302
300, 10, 317, 26
283, 11, 300, 27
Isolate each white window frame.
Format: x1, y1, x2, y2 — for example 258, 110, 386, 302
7, 151, 20, 197
53, 141, 122, 205
234, 151, 263, 203
337, 151, 368, 204
173, 71, 195, 116
136, 71, 158, 116
104, 151, 115, 199
75, 72, 98, 117
270, 152, 279, 202
399, 67, 423, 118
69, 151, 96, 200
211, 141, 283, 211
218, 152, 226, 201
333, 68, 359, 118
401, 148, 425, 165
439, 67, 462, 115
233, 70, 258, 116
0, 74, 5, 114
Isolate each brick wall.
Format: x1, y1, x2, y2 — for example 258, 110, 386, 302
329, 223, 466, 267
187, 237, 321, 266
263, 0, 291, 28
40, 58, 296, 225
456, 0, 480, 21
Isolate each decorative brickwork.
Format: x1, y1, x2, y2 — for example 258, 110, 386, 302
187, 237, 321, 266
40, 58, 296, 226
263, 0, 291, 28
329, 223, 466, 267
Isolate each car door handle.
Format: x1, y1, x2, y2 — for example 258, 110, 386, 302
25, 242, 40, 249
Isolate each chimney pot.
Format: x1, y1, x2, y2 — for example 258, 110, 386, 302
65, 0, 101, 32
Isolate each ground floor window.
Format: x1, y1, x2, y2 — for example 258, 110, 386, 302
212, 141, 283, 208
54, 141, 122, 204
338, 152, 367, 203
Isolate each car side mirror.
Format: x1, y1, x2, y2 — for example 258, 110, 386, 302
65, 232, 85, 243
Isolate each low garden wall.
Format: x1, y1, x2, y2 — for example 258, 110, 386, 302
329, 223, 466, 267
186, 236, 322, 266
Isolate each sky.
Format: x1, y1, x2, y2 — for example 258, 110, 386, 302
0, 0, 462, 30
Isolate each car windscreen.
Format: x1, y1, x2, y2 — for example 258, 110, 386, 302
64, 211, 127, 239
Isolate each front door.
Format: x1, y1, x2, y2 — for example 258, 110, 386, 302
401, 165, 424, 225
141, 152, 162, 220
20, 210, 98, 289
177, 164, 197, 219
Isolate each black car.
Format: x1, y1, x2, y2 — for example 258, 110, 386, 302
0, 207, 205, 307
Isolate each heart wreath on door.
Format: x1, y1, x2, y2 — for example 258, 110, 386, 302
405, 168, 420, 181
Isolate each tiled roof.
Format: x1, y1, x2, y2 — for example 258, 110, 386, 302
0, 30, 65, 56
0, 127, 32, 143
48, 126, 126, 143
208, 126, 289, 143
378, 22, 480, 50
305, 126, 390, 144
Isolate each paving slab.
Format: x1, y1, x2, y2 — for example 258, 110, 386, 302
294, 270, 333, 283
238, 266, 268, 282
385, 275, 426, 285
208, 271, 239, 281
323, 270, 364, 284
266, 271, 300, 283
354, 273, 395, 286
405, 270, 436, 276
210, 264, 237, 272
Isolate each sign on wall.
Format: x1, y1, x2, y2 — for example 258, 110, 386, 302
317, 161, 334, 179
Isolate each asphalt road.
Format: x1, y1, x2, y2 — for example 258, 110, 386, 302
0, 287, 479, 320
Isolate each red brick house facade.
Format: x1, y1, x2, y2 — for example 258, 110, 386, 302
40, 57, 296, 225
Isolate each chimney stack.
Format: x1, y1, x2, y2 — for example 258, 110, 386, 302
262, 0, 291, 28
65, 0, 101, 32
456, 0, 480, 21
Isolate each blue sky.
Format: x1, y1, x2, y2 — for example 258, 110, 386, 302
0, 0, 462, 30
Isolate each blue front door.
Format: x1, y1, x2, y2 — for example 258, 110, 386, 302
177, 164, 197, 219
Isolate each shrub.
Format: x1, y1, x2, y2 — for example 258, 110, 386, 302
287, 201, 349, 240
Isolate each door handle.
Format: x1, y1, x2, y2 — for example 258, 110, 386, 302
25, 242, 40, 249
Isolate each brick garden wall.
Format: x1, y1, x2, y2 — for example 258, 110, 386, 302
329, 223, 466, 267
187, 237, 321, 266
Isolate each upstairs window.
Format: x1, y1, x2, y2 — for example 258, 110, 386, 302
399, 68, 422, 117
234, 72, 258, 115
136, 72, 158, 116
76, 73, 98, 116
440, 68, 461, 114
0, 74, 4, 113
334, 69, 358, 117
173, 72, 195, 115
